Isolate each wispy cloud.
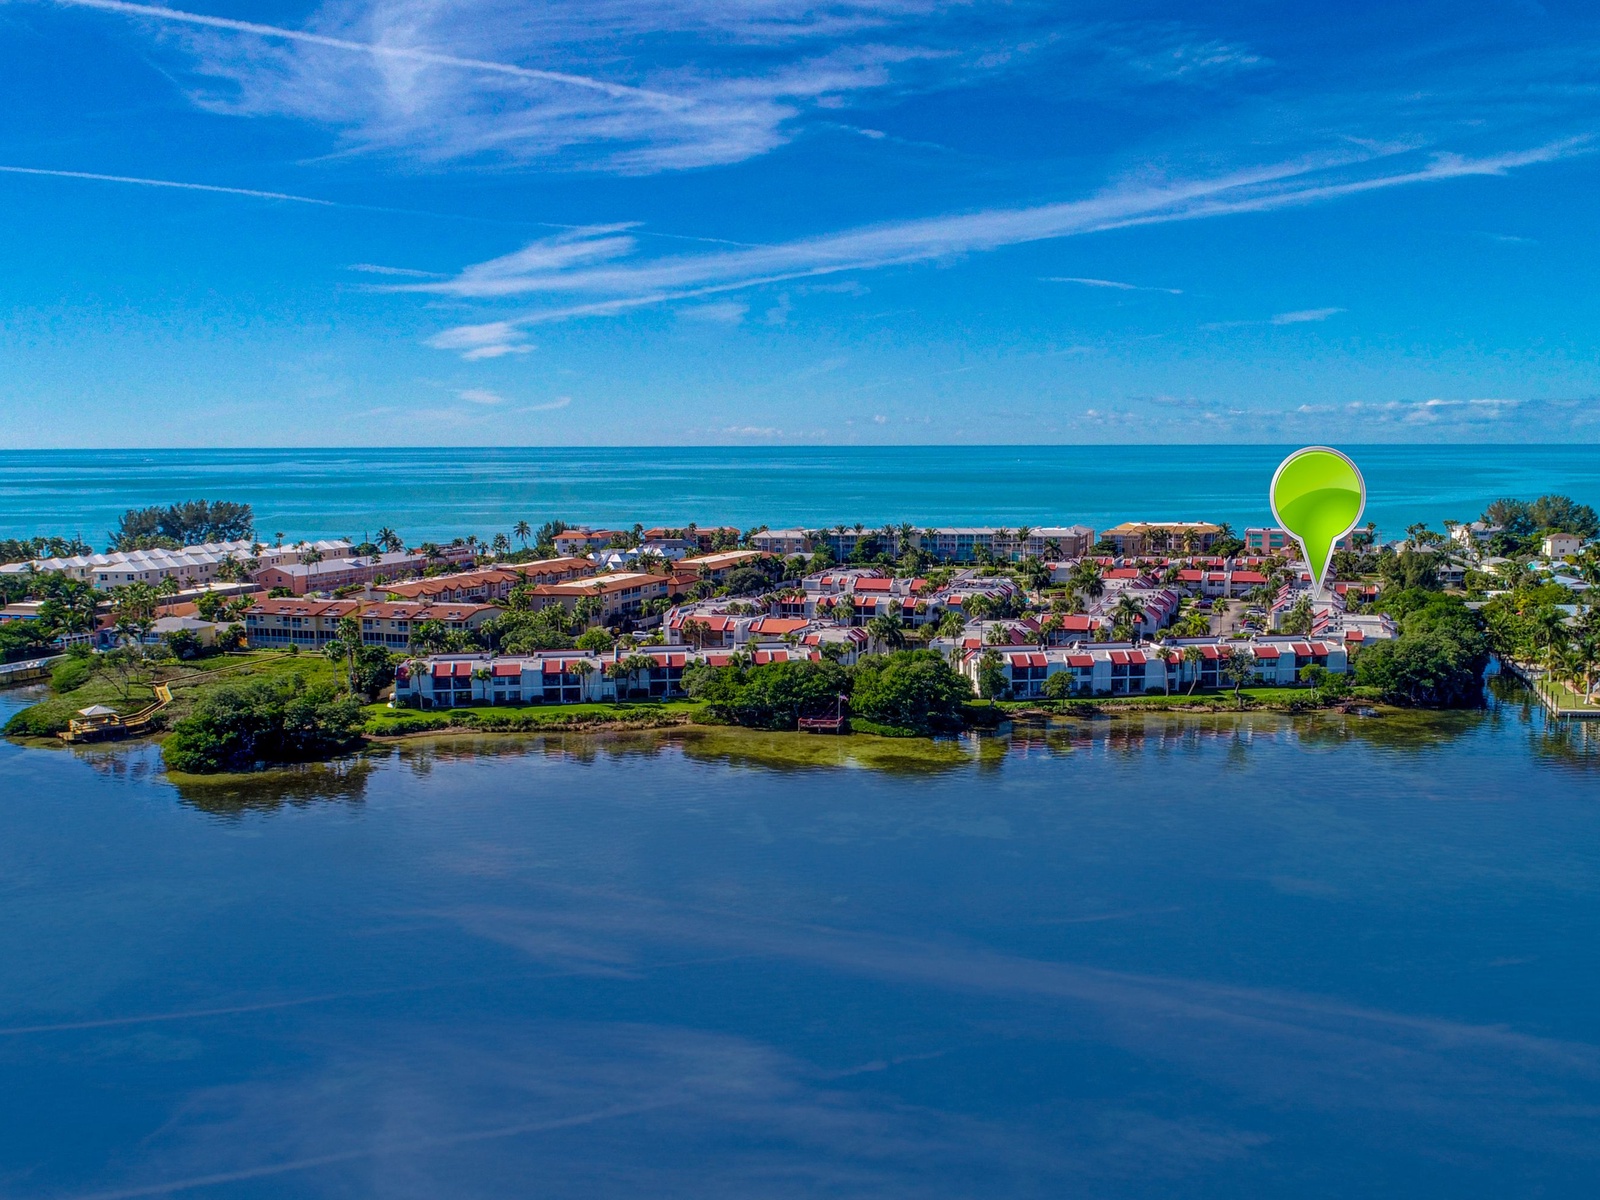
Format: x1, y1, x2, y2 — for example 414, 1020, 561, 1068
1043, 276, 1183, 294
347, 262, 444, 277
424, 321, 534, 360
676, 299, 748, 324
520, 396, 572, 412
455, 387, 504, 405
417, 139, 1586, 352
50, 0, 682, 102
0, 163, 336, 205
1271, 306, 1345, 324
59, 0, 967, 172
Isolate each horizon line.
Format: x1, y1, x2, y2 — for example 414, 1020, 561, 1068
0, 441, 1593, 453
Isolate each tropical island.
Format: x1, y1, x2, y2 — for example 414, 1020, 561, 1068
3, 494, 1597, 774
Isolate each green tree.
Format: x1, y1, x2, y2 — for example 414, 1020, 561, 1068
695, 659, 851, 730
576, 626, 615, 652
162, 677, 365, 774
1220, 647, 1255, 707
109, 581, 161, 653
975, 649, 1007, 702
851, 650, 974, 731
1280, 596, 1314, 635
1181, 644, 1206, 694
865, 613, 907, 652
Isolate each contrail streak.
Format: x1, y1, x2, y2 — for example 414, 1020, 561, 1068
0, 164, 336, 204
56, 1101, 681, 1200
49, 0, 688, 106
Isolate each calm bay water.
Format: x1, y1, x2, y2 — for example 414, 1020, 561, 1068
3, 686, 1600, 1197
2, 445, 1598, 545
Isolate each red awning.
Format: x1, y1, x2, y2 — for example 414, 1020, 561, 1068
1067, 654, 1094, 667
1254, 646, 1281, 658
454, 661, 474, 678
492, 662, 521, 678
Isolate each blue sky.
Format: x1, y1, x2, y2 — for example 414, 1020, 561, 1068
1, 0, 1599, 446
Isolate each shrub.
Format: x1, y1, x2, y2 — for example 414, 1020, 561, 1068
851, 650, 973, 732
162, 677, 365, 774
50, 656, 94, 694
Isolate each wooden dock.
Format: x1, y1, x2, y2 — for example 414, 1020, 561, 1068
1501, 659, 1600, 719
798, 715, 846, 734
57, 684, 173, 743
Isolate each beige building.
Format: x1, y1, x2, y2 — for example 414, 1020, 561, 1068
528, 572, 673, 622
1103, 522, 1223, 556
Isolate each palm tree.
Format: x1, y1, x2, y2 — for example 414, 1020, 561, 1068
568, 659, 596, 699
514, 520, 532, 549
1181, 644, 1206, 694
1221, 647, 1254, 707
993, 528, 1012, 562
1113, 591, 1144, 636
1043, 538, 1062, 561
376, 526, 400, 553
866, 613, 906, 652
324, 614, 365, 694
1532, 605, 1569, 662
1071, 561, 1105, 606
1015, 526, 1033, 559
492, 533, 511, 556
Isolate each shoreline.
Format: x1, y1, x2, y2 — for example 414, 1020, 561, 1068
17, 696, 1443, 787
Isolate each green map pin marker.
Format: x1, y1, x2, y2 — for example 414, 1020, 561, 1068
1269, 446, 1366, 597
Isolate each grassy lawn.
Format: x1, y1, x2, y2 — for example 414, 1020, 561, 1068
996, 685, 1319, 713
1535, 676, 1600, 713
363, 698, 706, 736
4, 650, 340, 738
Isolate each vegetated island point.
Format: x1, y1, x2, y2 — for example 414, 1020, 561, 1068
4, 495, 1598, 775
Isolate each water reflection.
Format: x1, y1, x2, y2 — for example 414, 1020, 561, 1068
169, 759, 374, 815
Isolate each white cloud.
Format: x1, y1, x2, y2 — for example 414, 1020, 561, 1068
675, 299, 747, 323
347, 262, 443, 277
1043, 276, 1183, 294
414, 139, 1586, 349
1271, 306, 1345, 324
519, 396, 572, 412
63, 0, 961, 172
455, 387, 504, 404
424, 320, 534, 360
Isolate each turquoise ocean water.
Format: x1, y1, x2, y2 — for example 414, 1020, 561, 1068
2, 445, 1597, 545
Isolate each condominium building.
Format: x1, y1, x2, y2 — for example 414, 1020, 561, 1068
243, 598, 361, 648
963, 637, 1351, 699
251, 551, 426, 596
9, 538, 330, 590
358, 602, 501, 650
1244, 527, 1356, 556
552, 529, 625, 555
525, 572, 673, 622
749, 528, 813, 555
1102, 522, 1223, 556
